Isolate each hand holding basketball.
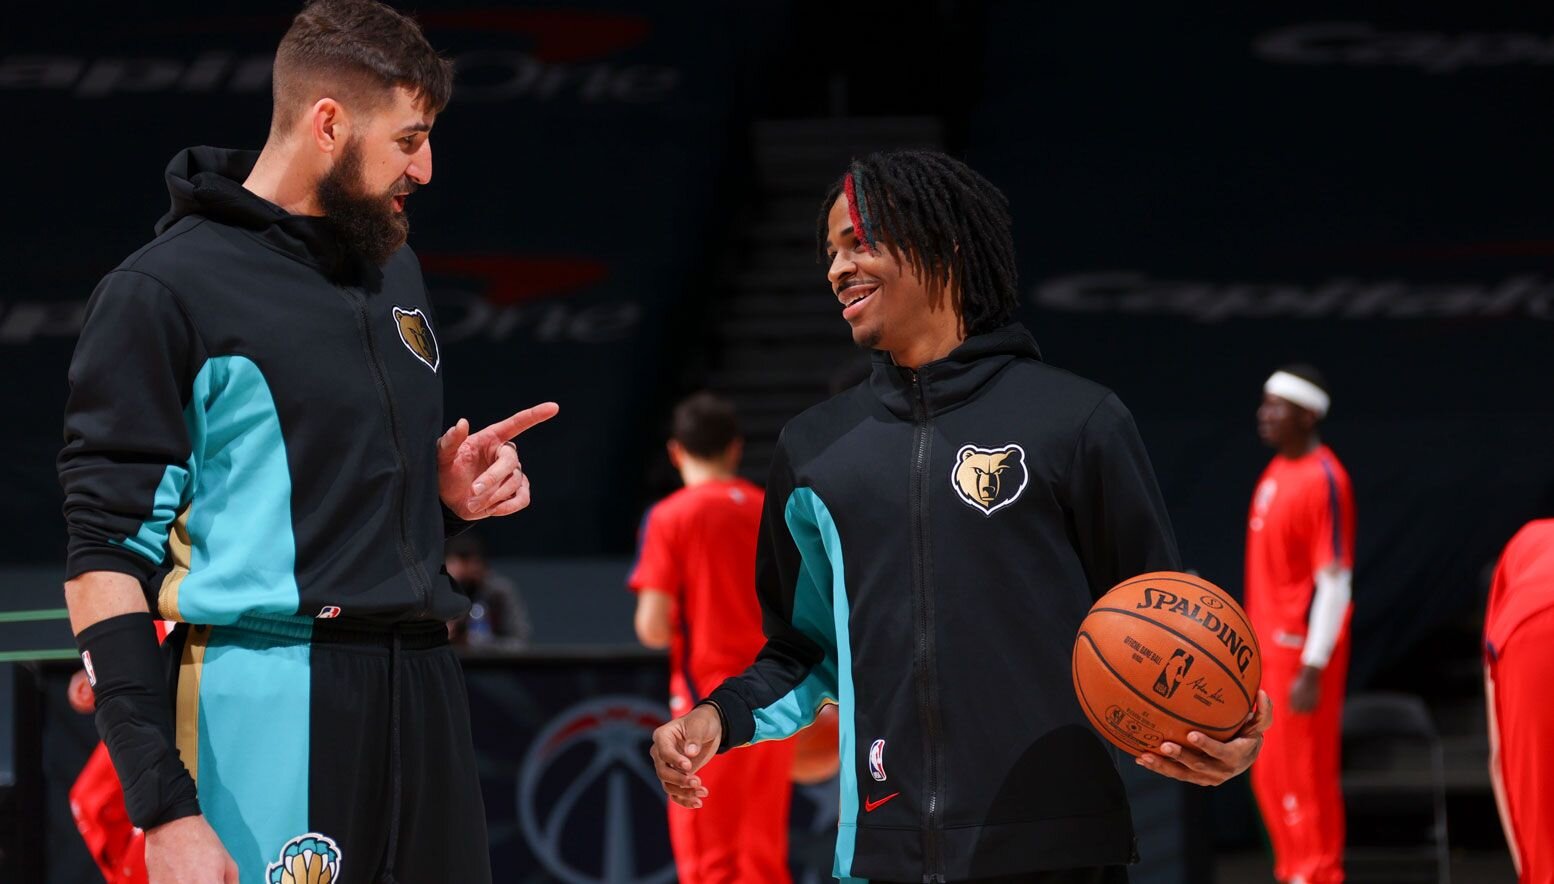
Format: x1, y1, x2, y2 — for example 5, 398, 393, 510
1137, 689, 1272, 786
1072, 571, 1265, 787
650, 702, 722, 809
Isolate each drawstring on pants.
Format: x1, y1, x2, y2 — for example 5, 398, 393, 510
380, 627, 404, 883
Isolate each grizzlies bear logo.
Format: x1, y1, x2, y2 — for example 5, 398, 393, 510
267, 833, 341, 884
393, 306, 440, 371
951, 443, 1029, 515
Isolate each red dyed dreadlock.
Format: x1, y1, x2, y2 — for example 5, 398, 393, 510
842, 171, 873, 254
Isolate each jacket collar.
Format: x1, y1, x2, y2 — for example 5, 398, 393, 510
869, 322, 1043, 420
158, 146, 375, 284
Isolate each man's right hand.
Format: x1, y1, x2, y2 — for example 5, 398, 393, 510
650, 703, 723, 809
145, 815, 238, 883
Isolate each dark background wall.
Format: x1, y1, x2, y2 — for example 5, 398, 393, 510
2, 2, 1550, 879
5, 2, 1549, 686
963, 2, 1554, 690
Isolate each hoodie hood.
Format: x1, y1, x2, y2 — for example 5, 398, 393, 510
157, 146, 360, 278
870, 322, 1044, 420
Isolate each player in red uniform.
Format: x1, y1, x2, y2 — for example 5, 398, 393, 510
629, 392, 795, 884
1484, 519, 1554, 883
1246, 365, 1356, 884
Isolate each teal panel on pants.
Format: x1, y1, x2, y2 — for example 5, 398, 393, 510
197, 625, 312, 884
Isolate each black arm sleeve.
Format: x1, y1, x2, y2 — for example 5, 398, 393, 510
1063, 393, 1183, 598
706, 435, 834, 750
78, 613, 201, 829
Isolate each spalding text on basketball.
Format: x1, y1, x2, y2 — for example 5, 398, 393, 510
1136, 588, 1255, 676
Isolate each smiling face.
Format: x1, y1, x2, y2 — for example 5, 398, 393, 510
823, 194, 961, 364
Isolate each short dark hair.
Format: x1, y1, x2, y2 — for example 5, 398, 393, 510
817, 150, 1020, 337
1277, 363, 1329, 394
672, 392, 740, 459
271, 0, 453, 134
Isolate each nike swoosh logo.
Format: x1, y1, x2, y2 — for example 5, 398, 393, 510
864, 792, 900, 813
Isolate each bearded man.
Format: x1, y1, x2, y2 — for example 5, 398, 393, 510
57, 2, 556, 881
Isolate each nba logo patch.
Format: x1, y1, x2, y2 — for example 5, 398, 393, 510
81, 651, 97, 687
869, 739, 888, 782
316, 606, 342, 620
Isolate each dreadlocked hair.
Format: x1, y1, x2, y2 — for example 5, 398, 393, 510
816, 150, 1020, 337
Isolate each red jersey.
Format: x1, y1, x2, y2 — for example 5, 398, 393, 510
1485, 519, 1554, 662
1245, 445, 1356, 650
629, 478, 766, 715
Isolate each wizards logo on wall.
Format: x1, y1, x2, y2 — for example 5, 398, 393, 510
516, 697, 675, 884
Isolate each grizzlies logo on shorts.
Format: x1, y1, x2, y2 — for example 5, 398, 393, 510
267, 833, 342, 884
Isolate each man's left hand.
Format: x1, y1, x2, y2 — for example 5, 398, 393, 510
1136, 689, 1272, 786
438, 402, 559, 520
1289, 665, 1321, 715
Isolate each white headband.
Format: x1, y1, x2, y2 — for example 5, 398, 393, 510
1264, 371, 1330, 418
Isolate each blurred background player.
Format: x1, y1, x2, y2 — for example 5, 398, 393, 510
630, 392, 798, 884
1483, 518, 1554, 884
446, 532, 532, 649
1246, 365, 1356, 884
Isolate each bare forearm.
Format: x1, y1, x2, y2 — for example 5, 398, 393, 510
65, 571, 150, 635
634, 589, 674, 649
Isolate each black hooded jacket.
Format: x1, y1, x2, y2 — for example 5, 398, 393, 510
59, 146, 470, 626
707, 324, 1181, 881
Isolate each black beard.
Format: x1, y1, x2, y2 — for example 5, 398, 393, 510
316, 140, 409, 266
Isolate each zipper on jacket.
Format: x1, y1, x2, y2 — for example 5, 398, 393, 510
908, 370, 947, 883
343, 286, 434, 616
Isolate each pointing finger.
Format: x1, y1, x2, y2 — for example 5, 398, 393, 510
485, 402, 559, 442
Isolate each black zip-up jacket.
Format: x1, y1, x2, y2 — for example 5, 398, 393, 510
707, 324, 1181, 882
58, 146, 469, 625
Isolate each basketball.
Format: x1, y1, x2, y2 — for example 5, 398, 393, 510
1072, 571, 1261, 757
791, 702, 841, 784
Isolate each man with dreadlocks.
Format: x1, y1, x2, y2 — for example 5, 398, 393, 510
650, 150, 1270, 883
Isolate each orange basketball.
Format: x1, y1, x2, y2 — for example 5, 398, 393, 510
791, 703, 840, 784
1072, 571, 1261, 757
